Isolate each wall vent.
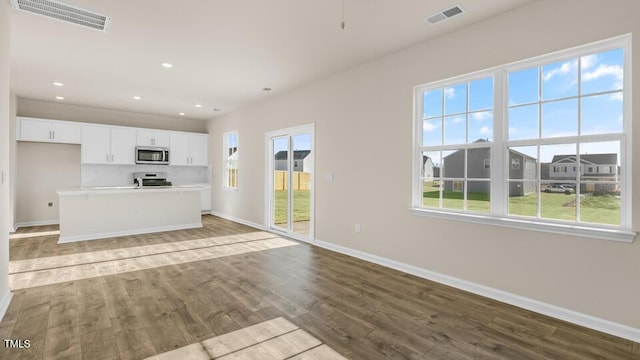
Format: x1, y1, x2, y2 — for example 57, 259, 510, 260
425, 5, 464, 25
10, 0, 112, 32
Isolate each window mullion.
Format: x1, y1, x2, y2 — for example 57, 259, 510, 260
492, 70, 506, 216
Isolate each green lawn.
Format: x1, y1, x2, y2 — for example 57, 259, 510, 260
274, 190, 311, 225
423, 183, 620, 225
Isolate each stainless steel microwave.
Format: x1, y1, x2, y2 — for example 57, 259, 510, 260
135, 146, 170, 165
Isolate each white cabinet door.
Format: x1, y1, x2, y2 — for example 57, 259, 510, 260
137, 130, 170, 147
50, 121, 81, 144
169, 133, 190, 166
189, 134, 209, 166
81, 125, 111, 164
19, 118, 51, 142
201, 190, 211, 211
110, 127, 137, 165
18, 117, 81, 144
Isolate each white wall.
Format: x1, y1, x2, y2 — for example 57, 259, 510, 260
17, 98, 207, 133
0, 0, 12, 320
208, 0, 640, 334
15, 142, 81, 226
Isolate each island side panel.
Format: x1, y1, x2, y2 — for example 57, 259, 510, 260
57, 189, 202, 242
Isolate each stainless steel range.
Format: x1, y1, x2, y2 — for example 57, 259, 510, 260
133, 172, 172, 187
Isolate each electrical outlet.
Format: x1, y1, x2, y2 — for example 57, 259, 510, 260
48, 202, 53, 207
355, 224, 361, 233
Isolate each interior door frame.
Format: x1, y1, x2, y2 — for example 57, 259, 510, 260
265, 123, 315, 243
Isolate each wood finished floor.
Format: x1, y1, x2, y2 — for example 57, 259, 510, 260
1, 215, 639, 359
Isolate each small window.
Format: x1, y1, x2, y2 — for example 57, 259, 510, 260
223, 131, 238, 189
511, 158, 520, 170
453, 180, 464, 193
483, 159, 490, 169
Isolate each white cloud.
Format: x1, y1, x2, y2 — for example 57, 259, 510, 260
451, 116, 465, 124
509, 127, 518, 134
444, 87, 456, 99
472, 111, 492, 121
610, 92, 623, 101
479, 126, 491, 135
543, 61, 576, 82
582, 64, 622, 82
423, 121, 440, 132
582, 64, 623, 95
581, 54, 598, 70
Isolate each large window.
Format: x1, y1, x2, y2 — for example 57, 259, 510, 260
223, 131, 238, 189
414, 35, 633, 241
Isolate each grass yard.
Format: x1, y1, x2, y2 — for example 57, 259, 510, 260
274, 190, 311, 225
423, 182, 620, 225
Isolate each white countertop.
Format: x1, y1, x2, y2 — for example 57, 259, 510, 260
57, 185, 206, 196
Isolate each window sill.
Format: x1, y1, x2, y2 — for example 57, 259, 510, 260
410, 208, 636, 243
222, 187, 239, 192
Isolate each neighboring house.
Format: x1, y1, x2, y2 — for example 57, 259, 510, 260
548, 153, 618, 193
274, 150, 312, 172
441, 140, 536, 195
422, 156, 434, 179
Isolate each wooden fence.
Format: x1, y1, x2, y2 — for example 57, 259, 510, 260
274, 171, 311, 190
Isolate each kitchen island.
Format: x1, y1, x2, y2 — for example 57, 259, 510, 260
57, 186, 202, 243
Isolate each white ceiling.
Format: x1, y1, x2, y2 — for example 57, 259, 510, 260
10, 0, 535, 121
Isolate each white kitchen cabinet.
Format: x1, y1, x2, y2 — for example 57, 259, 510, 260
137, 130, 170, 147
82, 125, 136, 164
189, 134, 209, 166
170, 133, 208, 166
201, 189, 211, 211
110, 128, 137, 164
18, 117, 81, 144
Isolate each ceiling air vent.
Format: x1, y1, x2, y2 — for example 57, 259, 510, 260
425, 5, 464, 25
10, 0, 112, 32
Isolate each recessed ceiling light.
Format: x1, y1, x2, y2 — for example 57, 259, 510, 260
52, 82, 64, 87
55, 96, 64, 100
195, 104, 203, 108
213, 108, 222, 112
161, 62, 173, 68
178, 112, 185, 116
133, 96, 141, 100
262, 87, 272, 92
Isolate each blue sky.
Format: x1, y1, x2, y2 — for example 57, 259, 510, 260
423, 48, 623, 165
272, 133, 312, 154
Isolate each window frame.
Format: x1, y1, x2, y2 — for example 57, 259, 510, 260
412, 34, 634, 242
223, 130, 239, 190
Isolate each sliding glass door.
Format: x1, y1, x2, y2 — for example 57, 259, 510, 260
267, 124, 314, 241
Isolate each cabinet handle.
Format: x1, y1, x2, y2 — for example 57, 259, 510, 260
52, 131, 55, 140
110, 154, 114, 162
49, 131, 53, 139
107, 154, 110, 162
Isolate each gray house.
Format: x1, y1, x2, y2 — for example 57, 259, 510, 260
274, 150, 312, 172
440, 140, 536, 196
548, 153, 618, 193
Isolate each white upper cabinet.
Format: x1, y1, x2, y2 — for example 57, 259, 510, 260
82, 125, 136, 165
189, 134, 208, 166
81, 125, 111, 164
170, 133, 208, 166
18, 117, 81, 144
110, 128, 137, 164
137, 130, 170, 147
169, 133, 190, 166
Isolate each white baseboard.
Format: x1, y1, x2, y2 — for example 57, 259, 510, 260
57, 223, 203, 243
14, 220, 58, 230
209, 210, 267, 231
0, 289, 13, 322
313, 238, 640, 343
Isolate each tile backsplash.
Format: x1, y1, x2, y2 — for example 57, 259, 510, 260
82, 164, 210, 187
